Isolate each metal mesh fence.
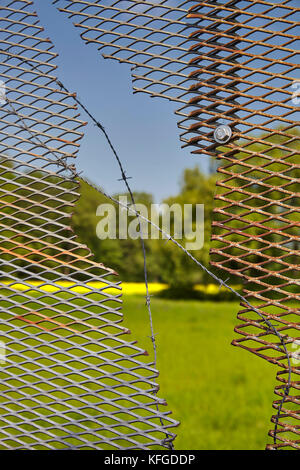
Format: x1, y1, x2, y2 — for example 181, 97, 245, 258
0, 0, 178, 450
54, 0, 299, 449
189, 0, 299, 450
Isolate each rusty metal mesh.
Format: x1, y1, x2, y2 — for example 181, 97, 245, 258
54, 0, 299, 449
0, 0, 178, 450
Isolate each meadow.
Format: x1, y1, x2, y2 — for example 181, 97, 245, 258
122, 296, 277, 450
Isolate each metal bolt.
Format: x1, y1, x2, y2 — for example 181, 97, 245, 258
214, 125, 232, 144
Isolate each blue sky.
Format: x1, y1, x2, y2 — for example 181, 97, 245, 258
35, 1, 209, 202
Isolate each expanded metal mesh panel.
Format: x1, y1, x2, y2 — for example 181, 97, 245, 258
54, 0, 300, 449
54, 0, 199, 103
0, 0, 178, 450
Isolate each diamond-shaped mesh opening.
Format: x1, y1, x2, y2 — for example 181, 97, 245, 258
51, 0, 300, 449
0, 0, 178, 450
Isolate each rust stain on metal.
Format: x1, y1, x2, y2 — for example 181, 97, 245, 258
54, 0, 299, 449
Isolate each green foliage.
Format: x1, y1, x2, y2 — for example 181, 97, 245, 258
0, 157, 78, 278
212, 126, 299, 285
72, 180, 156, 280
149, 167, 217, 287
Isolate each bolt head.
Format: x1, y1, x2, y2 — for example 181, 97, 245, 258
214, 125, 232, 144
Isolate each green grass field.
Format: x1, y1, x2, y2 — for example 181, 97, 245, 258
122, 296, 277, 450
